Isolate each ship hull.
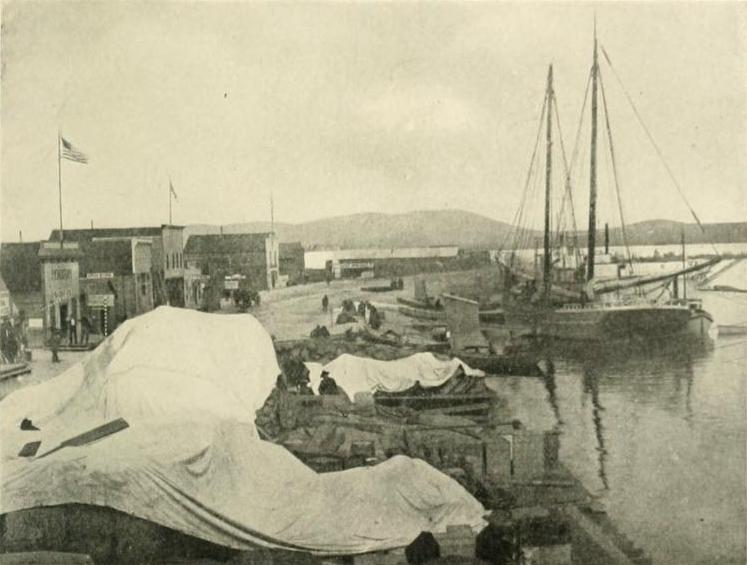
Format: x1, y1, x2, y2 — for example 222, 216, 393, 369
507, 304, 692, 341
686, 309, 713, 340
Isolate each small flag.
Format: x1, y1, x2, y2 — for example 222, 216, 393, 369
169, 180, 178, 201
60, 137, 88, 164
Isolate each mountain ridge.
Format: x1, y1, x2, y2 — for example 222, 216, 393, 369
184, 210, 747, 249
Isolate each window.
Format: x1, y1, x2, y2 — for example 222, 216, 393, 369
166, 254, 170, 269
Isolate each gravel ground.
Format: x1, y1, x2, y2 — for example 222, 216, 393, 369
0, 348, 88, 401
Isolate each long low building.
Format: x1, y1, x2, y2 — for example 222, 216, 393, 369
304, 246, 493, 279
305, 247, 460, 270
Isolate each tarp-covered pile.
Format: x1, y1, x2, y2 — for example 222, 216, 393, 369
0, 307, 486, 555
305, 352, 485, 399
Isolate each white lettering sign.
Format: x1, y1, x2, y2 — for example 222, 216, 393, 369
88, 294, 115, 307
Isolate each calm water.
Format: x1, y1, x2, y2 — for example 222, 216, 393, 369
488, 337, 747, 565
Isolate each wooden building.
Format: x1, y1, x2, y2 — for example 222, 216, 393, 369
184, 233, 280, 292
49, 225, 185, 307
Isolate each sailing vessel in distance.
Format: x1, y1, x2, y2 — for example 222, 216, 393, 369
500, 28, 719, 342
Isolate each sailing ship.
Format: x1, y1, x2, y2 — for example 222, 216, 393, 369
501, 28, 719, 342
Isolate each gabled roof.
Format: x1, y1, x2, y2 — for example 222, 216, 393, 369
49, 227, 163, 242
184, 233, 271, 256
0, 242, 42, 293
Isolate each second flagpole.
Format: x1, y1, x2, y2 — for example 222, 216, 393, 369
57, 131, 64, 248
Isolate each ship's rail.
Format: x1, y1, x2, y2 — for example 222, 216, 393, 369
557, 301, 688, 312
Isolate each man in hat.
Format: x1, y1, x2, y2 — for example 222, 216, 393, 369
318, 370, 340, 395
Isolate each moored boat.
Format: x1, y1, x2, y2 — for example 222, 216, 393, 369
500, 28, 718, 342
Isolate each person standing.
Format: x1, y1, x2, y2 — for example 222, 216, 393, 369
68, 315, 77, 346
50, 329, 61, 363
80, 315, 90, 346
322, 294, 329, 313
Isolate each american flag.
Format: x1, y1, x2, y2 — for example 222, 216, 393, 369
170, 180, 178, 201
60, 137, 88, 164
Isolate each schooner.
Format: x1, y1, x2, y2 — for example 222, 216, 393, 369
500, 27, 719, 341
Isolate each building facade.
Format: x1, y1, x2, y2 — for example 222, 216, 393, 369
0, 242, 43, 322
279, 242, 305, 285
79, 238, 154, 334
0, 275, 11, 318
49, 225, 185, 307
184, 232, 280, 292
38, 242, 84, 335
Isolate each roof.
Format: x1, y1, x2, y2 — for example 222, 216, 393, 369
37, 245, 85, 260
80, 240, 134, 276
0, 242, 42, 293
49, 227, 163, 242
280, 242, 304, 252
184, 234, 270, 256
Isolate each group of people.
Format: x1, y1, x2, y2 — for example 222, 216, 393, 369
0, 316, 25, 364
64, 315, 92, 346
277, 357, 341, 396
256, 359, 343, 439
325, 297, 382, 329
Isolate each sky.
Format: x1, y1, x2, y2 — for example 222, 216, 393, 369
1, 1, 745, 242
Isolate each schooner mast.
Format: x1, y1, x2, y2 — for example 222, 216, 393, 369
586, 26, 599, 282
543, 65, 554, 300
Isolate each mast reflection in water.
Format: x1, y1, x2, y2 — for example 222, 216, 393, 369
486, 336, 746, 565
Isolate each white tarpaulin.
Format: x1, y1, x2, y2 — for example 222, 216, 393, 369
306, 352, 485, 398
0, 307, 486, 555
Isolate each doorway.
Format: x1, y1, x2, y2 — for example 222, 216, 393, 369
59, 304, 68, 331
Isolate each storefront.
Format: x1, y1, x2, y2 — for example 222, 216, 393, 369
38, 243, 83, 336
87, 292, 115, 337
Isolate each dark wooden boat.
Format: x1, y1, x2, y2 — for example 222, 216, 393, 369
398, 306, 445, 321
397, 296, 441, 310
455, 351, 545, 377
361, 285, 396, 292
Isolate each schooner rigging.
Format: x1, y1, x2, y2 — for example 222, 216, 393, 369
500, 26, 720, 340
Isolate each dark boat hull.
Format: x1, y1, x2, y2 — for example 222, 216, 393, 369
507, 304, 692, 341
457, 352, 544, 376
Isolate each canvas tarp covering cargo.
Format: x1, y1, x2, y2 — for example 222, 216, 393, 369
0, 307, 486, 555
305, 352, 485, 398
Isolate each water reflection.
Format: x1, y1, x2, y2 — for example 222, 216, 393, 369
580, 364, 609, 491
541, 361, 562, 427
492, 336, 744, 565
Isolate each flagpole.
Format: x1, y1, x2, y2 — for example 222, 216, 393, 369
57, 131, 63, 249
169, 181, 172, 225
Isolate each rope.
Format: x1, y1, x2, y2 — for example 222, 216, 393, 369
598, 69, 635, 272
600, 45, 720, 257
552, 92, 581, 257
501, 91, 549, 257
563, 68, 593, 268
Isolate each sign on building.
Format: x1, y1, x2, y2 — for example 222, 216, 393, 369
88, 294, 115, 308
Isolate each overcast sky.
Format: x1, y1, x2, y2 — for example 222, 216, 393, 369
1, 1, 745, 242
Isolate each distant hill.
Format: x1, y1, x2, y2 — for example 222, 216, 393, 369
186, 210, 515, 249
185, 210, 747, 249
591, 220, 747, 247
